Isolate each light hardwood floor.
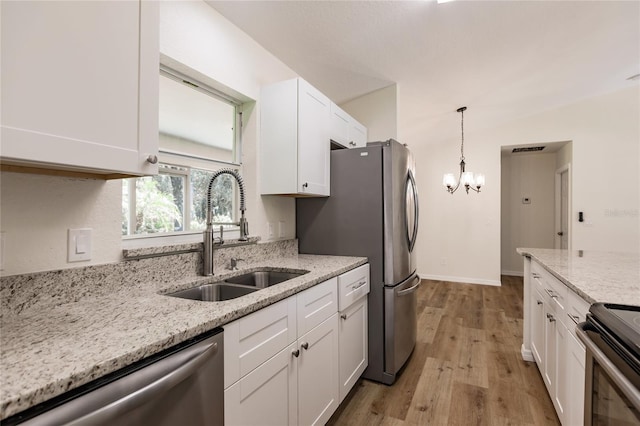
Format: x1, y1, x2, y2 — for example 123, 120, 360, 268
328, 276, 560, 426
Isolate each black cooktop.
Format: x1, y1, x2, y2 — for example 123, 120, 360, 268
589, 303, 640, 363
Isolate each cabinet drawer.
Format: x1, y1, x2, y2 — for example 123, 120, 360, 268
532, 261, 567, 313
297, 278, 338, 336
338, 264, 370, 311
224, 297, 298, 388
566, 289, 590, 334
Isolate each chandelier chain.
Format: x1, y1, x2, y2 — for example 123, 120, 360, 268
460, 107, 465, 161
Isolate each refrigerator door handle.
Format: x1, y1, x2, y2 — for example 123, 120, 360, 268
405, 169, 419, 253
396, 275, 421, 296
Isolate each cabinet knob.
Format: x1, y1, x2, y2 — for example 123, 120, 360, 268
301, 342, 309, 350
546, 313, 556, 323
302, 182, 308, 189
340, 314, 347, 320
537, 300, 543, 305
146, 155, 158, 164
292, 349, 300, 358
349, 141, 356, 147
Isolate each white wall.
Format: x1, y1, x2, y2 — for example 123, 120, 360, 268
0, 1, 298, 275
406, 86, 639, 285
501, 153, 557, 275
340, 84, 398, 142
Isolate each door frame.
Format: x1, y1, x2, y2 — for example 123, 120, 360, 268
554, 163, 571, 250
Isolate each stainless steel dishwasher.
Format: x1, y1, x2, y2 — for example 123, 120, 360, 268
4, 328, 224, 426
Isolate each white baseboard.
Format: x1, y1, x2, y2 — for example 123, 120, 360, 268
501, 270, 524, 277
521, 344, 535, 362
417, 272, 502, 287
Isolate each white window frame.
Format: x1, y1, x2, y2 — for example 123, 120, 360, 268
122, 65, 244, 243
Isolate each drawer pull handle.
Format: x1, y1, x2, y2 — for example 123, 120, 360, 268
340, 314, 347, 320
547, 313, 556, 323
301, 342, 309, 350
352, 280, 367, 291
292, 349, 300, 358
545, 288, 558, 299
532, 273, 541, 278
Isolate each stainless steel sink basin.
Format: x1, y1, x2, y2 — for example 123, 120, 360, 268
224, 270, 307, 288
168, 283, 258, 302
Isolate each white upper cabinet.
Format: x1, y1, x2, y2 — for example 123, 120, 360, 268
0, 1, 159, 177
330, 102, 367, 148
261, 78, 330, 196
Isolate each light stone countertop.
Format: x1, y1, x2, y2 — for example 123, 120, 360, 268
0, 253, 366, 420
516, 248, 640, 305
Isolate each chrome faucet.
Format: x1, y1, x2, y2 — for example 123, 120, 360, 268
203, 169, 249, 276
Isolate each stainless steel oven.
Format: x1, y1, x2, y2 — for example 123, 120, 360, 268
577, 303, 640, 426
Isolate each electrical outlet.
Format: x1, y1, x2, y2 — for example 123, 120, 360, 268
267, 222, 275, 239
278, 221, 285, 239
68, 228, 92, 262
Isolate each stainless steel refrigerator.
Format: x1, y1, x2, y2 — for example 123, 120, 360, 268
296, 139, 420, 385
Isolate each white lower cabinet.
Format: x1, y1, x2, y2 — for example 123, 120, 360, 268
224, 265, 369, 425
225, 342, 298, 426
563, 325, 586, 426
338, 297, 368, 403
298, 314, 340, 425
525, 258, 589, 425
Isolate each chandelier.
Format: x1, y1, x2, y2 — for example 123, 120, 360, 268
442, 106, 485, 194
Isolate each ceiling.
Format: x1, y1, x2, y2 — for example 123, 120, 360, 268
207, 0, 640, 145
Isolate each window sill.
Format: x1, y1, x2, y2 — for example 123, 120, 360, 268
122, 232, 260, 260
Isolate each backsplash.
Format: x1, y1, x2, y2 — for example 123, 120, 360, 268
0, 239, 298, 318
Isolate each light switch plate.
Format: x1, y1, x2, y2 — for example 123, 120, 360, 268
68, 228, 92, 262
278, 221, 285, 239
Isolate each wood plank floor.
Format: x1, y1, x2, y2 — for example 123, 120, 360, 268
327, 276, 560, 426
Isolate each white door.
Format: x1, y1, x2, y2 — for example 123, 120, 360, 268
1, 0, 158, 176
338, 297, 368, 403
298, 314, 339, 426
297, 79, 330, 196
225, 342, 298, 426
555, 165, 570, 249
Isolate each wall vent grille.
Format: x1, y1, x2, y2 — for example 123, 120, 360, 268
512, 146, 545, 153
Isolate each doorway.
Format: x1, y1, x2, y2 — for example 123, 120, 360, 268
555, 165, 570, 249
500, 141, 572, 275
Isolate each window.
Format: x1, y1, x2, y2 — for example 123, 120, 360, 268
122, 65, 243, 238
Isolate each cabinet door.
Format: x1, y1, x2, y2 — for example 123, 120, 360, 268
298, 314, 340, 426
530, 287, 545, 366
543, 303, 557, 395
1, 1, 158, 176
554, 320, 567, 423
225, 342, 298, 426
330, 102, 350, 146
564, 327, 586, 426
338, 297, 368, 403
297, 79, 330, 196
349, 119, 367, 148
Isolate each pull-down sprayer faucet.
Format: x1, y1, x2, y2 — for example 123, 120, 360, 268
203, 169, 248, 276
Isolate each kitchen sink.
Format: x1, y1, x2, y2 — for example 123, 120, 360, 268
168, 283, 258, 302
224, 269, 307, 288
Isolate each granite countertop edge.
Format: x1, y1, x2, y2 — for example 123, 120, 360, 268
0, 254, 367, 420
516, 248, 639, 305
